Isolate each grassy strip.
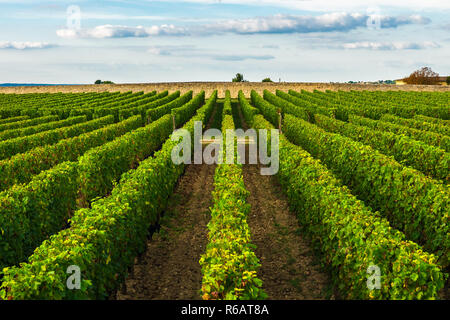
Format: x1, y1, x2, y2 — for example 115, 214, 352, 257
0, 92, 217, 300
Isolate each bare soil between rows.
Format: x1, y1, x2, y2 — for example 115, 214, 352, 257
115, 162, 215, 300
235, 100, 333, 300
242, 163, 333, 299
114, 102, 220, 300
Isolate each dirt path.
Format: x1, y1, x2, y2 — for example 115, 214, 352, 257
242, 165, 332, 299
236, 101, 333, 300
115, 162, 215, 300
114, 101, 333, 300
115, 105, 219, 300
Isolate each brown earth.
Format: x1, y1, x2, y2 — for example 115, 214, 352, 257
1, 82, 448, 97
242, 163, 333, 300
235, 102, 333, 300
114, 103, 220, 300
115, 162, 215, 300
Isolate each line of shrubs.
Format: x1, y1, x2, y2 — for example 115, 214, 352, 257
284, 114, 449, 267
0, 91, 218, 300
314, 113, 449, 183
200, 104, 266, 300
249, 97, 445, 299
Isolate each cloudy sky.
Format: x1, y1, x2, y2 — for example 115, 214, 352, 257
0, 0, 449, 84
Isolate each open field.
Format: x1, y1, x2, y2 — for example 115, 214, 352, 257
0, 82, 449, 97
0, 87, 448, 300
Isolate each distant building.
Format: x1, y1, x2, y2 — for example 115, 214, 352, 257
395, 76, 449, 85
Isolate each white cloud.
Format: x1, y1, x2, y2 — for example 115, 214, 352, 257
343, 41, 440, 50
56, 13, 430, 39
213, 55, 274, 61
0, 41, 54, 50
146, 45, 274, 61
56, 24, 187, 39
147, 45, 196, 56
138, 0, 450, 11
204, 13, 430, 35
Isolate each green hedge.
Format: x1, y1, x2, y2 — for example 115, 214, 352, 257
277, 90, 345, 121
263, 90, 310, 122
349, 115, 450, 152
314, 114, 449, 183
0, 162, 78, 270
0, 115, 141, 192
200, 110, 265, 300
250, 113, 445, 299
77, 114, 174, 205
238, 90, 259, 127
0, 115, 58, 133
0, 116, 87, 141
0, 116, 112, 160
0, 93, 206, 273
284, 114, 449, 267
414, 115, 449, 126
0, 116, 29, 126
118, 91, 171, 121
315, 91, 449, 120
91, 91, 160, 122
68, 92, 155, 121
0, 90, 217, 300
250, 90, 279, 127
223, 90, 233, 115
172, 91, 207, 127
380, 114, 450, 137
67, 107, 96, 121
146, 91, 193, 123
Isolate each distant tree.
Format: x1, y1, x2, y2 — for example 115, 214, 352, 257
232, 73, 245, 82
447, 76, 450, 85
94, 80, 114, 84
262, 78, 273, 82
403, 67, 440, 85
